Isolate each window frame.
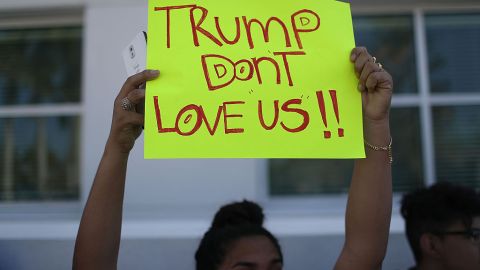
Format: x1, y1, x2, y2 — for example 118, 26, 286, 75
0, 9, 84, 216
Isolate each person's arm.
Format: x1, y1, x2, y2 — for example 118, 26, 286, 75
73, 70, 159, 270
334, 47, 393, 270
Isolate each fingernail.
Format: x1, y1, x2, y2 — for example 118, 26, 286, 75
149, 70, 160, 76
358, 83, 364, 92
350, 53, 357, 62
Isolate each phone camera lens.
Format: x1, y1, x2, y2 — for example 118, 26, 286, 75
129, 45, 135, 59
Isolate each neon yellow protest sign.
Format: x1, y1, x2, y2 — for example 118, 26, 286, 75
145, 0, 364, 158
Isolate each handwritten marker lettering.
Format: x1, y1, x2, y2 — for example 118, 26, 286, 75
145, 0, 364, 158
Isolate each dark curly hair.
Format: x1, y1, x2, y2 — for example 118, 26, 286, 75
400, 182, 480, 263
195, 200, 283, 270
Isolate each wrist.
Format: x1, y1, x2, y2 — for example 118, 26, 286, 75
364, 113, 389, 127
363, 117, 390, 146
105, 138, 132, 158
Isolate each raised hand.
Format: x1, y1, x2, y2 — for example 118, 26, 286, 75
351, 47, 393, 124
107, 69, 159, 154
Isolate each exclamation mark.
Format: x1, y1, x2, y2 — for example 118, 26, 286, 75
329, 90, 344, 137
316, 91, 331, 139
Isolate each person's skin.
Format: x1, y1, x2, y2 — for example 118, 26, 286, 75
332, 47, 392, 270
218, 236, 283, 270
417, 217, 480, 270
72, 46, 393, 270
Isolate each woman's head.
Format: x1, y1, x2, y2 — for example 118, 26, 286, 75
195, 200, 283, 270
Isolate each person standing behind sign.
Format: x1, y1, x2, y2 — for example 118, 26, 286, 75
73, 46, 393, 270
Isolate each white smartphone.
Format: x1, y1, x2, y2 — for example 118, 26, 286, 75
122, 31, 148, 118
122, 31, 147, 77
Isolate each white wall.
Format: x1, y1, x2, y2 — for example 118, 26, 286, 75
82, 2, 262, 213
0, 234, 416, 270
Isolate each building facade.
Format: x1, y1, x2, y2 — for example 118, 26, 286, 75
0, 0, 479, 269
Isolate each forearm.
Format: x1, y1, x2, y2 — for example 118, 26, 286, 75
72, 70, 157, 269
73, 141, 129, 270
344, 119, 392, 267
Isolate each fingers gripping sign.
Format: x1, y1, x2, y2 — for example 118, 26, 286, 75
109, 70, 160, 154
350, 47, 393, 123
121, 89, 148, 112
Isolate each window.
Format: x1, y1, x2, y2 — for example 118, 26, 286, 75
427, 13, 480, 187
269, 11, 480, 196
0, 18, 82, 201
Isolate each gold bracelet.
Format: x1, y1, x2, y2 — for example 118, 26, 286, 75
364, 137, 393, 164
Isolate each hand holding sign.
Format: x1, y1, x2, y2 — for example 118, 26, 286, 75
109, 70, 159, 154
351, 47, 393, 124
145, 0, 364, 158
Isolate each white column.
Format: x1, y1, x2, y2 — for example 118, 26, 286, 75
414, 9, 436, 186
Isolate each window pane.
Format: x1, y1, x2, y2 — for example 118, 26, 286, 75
270, 159, 353, 195
426, 13, 480, 93
353, 15, 417, 94
434, 106, 480, 188
0, 116, 80, 201
391, 107, 423, 192
269, 108, 423, 196
0, 27, 82, 105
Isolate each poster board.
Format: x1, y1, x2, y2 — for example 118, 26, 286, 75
145, 0, 364, 158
